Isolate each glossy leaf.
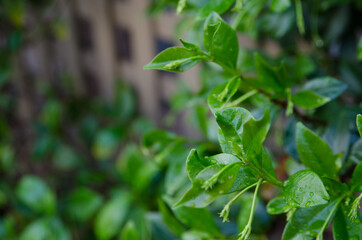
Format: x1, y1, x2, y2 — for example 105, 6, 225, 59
94, 192, 131, 240
282, 170, 329, 208
282, 199, 340, 240
333, 206, 362, 240
16, 175, 56, 214
296, 122, 338, 178
208, 77, 241, 114
176, 162, 257, 208
215, 107, 270, 161
144, 47, 206, 72
203, 12, 238, 70
266, 196, 288, 215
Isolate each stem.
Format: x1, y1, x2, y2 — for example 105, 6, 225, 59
295, 0, 305, 35
220, 181, 260, 222
224, 89, 258, 108
202, 162, 244, 190
238, 178, 263, 240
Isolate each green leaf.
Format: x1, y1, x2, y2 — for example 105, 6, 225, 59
176, 163, 257, 208
16, 175, 56, 215
94, 192, 131, 240
282, 170, 329, 208
208, 77, 241, 114
350, 161, 362, 192
215, 107, 270, 159
254, 53, 290, 92
203, 12, 239, 71
358, 38, 362, 61
266, 196, 288, 215
92, 128, 121, 160
144, 47, 206, 72
65, 188, 103, 222
181, 230, 212, 240
296, 122, 339, 178
186, 149, 212, 181
199, 0, 235, 18
293, 77, 347, 109
270, 0, 291, 12
19, 217, 70, 240
333, 206, 362, 240
120, 221, 140, 240
164, 196, 220, 237
158, 199, 185, 235
357, 114, 362, 138
179, 39, 204, 53
282, 199, 340, 240
292, 90, 330, 109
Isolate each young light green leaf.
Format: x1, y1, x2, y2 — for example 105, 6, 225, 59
296, 122, 339, 178
282, 170, 329, 208
266, 196, 289, 215
94, 192, 131, 240
203, 12, 239, 71
208, 77, 241, 114
350, 161, 362, 192
199, 0, 235, 18
16, 175, 56, 215
215, 107, 270, 161
357, 114, 362, 138
144, 47, 207, 72
292, 90, 330, 109
282, 199, 340, 240
66, 188, 103, 222
270, 0, 291, 12
179, 39, 204, 53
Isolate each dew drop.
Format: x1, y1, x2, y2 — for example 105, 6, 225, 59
309, 192, 314, 197
219, 190, 224, 194
228, 175, 233, 179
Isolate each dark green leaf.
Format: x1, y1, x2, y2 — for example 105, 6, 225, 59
203, 12, 239, 71
16, 176, 56, 214
144, 47, 206, 72
296, 122, 339, 178
186, 149, 212, 181
282, 170, 329, 208
208, 77, 241, 114
333, 206, 362, 240
282, 199, 340, 240
158, 199, 185, 235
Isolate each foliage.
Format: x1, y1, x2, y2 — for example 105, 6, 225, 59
144, 0, 362, 239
